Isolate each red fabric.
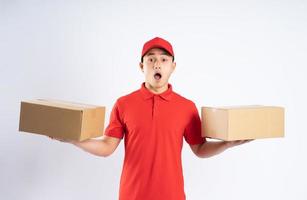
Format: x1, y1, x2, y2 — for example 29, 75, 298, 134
141, 37, 174, 58
104, 82, 206, 200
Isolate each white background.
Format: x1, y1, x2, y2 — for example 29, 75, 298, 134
1, 0, 306, 199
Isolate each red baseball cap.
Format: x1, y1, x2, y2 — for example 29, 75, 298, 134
141, 37, 174, 60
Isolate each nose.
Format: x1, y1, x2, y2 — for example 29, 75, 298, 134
153, 60, 161, 70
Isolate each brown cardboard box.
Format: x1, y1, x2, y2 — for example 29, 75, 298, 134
19, 99, 105, 141
201, 105, 284, 141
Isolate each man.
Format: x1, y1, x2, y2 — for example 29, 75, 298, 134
50, 37, 252, 200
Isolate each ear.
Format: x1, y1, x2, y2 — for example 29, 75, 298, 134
139, 62, 144, 72
172, 62, 176, 72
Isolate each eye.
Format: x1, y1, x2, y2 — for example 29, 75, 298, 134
162, 57, 169, 62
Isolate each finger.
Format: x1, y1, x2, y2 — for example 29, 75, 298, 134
241, 139, 253, 144
235, 140, 248, 145
232, 141, 243, 146
240, 140, 247, 145
57, 138, 68, 142
49, 136, 61, 141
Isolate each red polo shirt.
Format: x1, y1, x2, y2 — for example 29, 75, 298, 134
104, 82, 205, 200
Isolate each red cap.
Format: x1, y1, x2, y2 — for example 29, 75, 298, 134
141, 37, 174, 59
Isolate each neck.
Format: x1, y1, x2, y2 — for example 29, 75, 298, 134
145, 82, 168, 94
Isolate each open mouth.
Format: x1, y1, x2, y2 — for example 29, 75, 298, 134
154, 72, 162, 80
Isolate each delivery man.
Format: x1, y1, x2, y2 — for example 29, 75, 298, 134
49, 37, 252, 200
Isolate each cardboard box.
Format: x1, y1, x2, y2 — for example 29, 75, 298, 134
201, 105, 284, 141
19, 99, 105, 141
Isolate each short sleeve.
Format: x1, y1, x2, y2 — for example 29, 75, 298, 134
184, 103, 206, 145
104, 100, 125, 139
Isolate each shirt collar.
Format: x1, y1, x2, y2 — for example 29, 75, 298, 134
140, 82, 173, 101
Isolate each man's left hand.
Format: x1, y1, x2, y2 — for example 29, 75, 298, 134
224, 139, 254, 148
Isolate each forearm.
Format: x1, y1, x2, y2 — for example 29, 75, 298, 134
196, 141, 230, 158
71, 137, 113, 157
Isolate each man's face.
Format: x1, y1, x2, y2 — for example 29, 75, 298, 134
139, 48, 176, 89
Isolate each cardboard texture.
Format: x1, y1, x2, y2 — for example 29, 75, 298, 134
19, 99, 105, 141
201, 105, 284, 141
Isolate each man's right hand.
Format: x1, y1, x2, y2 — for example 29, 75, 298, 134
47, 135, 121, 157
47, 136, 76, 144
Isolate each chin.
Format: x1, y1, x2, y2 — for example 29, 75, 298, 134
155, 81, 167, 88
147, 79, 167, 88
